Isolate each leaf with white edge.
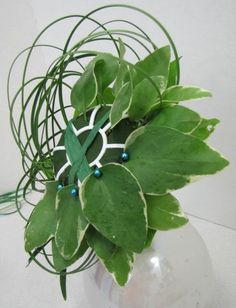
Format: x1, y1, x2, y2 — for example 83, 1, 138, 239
162, 85, 212, 103
55, 185, 88, 260
128, 76, 166, 121
191, 118, 220, 140
110, 82, 133, 127
80, 163, 147, 253
52, 237, 88, 272
125, 126, 229, 195
145, 228, 157, 248
149, 105, 201, 133
113, 38, 127, 96
70, 64, 98, 114
118, 37, 126, 59
134, 46, 171, 85
87, 227, 134, 286
113, 63, 129, 97
93, 53, 119, 93
24, 181, 58, 252
146, 194, 188, 230
149, 105, 219, 140
167, 59, 179, 87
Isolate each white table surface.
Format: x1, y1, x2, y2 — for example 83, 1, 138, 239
0, 210, 236, 308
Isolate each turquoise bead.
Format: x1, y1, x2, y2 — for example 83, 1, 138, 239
121, 152, 129, 162
57, 183, 64, 191
71, 187, 78, 197
94, 168, 102, 178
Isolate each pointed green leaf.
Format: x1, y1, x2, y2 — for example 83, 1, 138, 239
125, 126, 229, 195
163, 85, 212, 103
80, 163, 147, 253
64, 122, 90, 183
60, 270, 67, 300
24, 181, 58, 252
70, 64, 98, 114
93, 53, 119, 93
52, 237, 88, 272
128, 76, 166, 121
149, 105, 201, 133
110, 82, 133, 127
87, 227, 134, 286
113, 39, 127, 96
118, 37, 126, 59
134, 46, 171, 85
113, 62, 129, 97
167, 59, 179, 87
191, 118, 220, 140
149, 105, 219, 140
55, 185, 88, 260
146, 194, 188, 230
145, 228, 157, 248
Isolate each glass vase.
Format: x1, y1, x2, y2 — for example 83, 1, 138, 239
83, 223, 213, 308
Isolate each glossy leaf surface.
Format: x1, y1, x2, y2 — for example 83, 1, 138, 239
80, 163, 147, 253
24, 181, 58, 252
125, 126, 229, 194
146, 193, 188, 230
55, 185, 88, 260
162, 85, 212, 102
87, 227, 134, 286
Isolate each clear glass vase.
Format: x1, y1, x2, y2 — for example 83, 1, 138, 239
83, 223, 214, 308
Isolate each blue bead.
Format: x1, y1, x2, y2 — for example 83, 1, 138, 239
57, 184, 64, 191
93, 168, 102, 178
121, 152, 129, 162
71, 187, 79, 197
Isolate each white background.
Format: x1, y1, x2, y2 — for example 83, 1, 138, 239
0, 0, 236, 307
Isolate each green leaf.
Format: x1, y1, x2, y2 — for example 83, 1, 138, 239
118, 37, 126, 59
146, 194, 188, 230
93, 53, 119, 93
52, 237, 88, 272
149, 105, 201, 133
64, 122, 90, 183
80, 163, 147, 253
113, 63, 129, 97
125, 126, 229, 195
134, 46, 171, 85
167, 59, 179, 87
191, 118, 220, 140
70, 64, 98, 114
55, 185, 88, 260
87, 227, 134, 286
71, 53, 118, 114
128, 76, 166, 121
24, 181, 58, 252
60, 270, 67, 300
113, 38, 127, 96
149, 105, 219, 140
101, 87, 115, 104
162, 85, 212, 103
110, 82, 133, 127
145, 228, 157, 248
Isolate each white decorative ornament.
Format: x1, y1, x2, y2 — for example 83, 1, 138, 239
53, 106, 126, 186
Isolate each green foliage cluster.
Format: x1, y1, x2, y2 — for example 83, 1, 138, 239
8, 4, 228, 300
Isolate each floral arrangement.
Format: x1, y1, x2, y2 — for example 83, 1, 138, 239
8, 4, 228, 300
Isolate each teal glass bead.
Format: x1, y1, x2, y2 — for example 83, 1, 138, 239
71, 187, 78, 197
57, 183, 64, 191
94, 168, 102, 178
121, 151, 129, 162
